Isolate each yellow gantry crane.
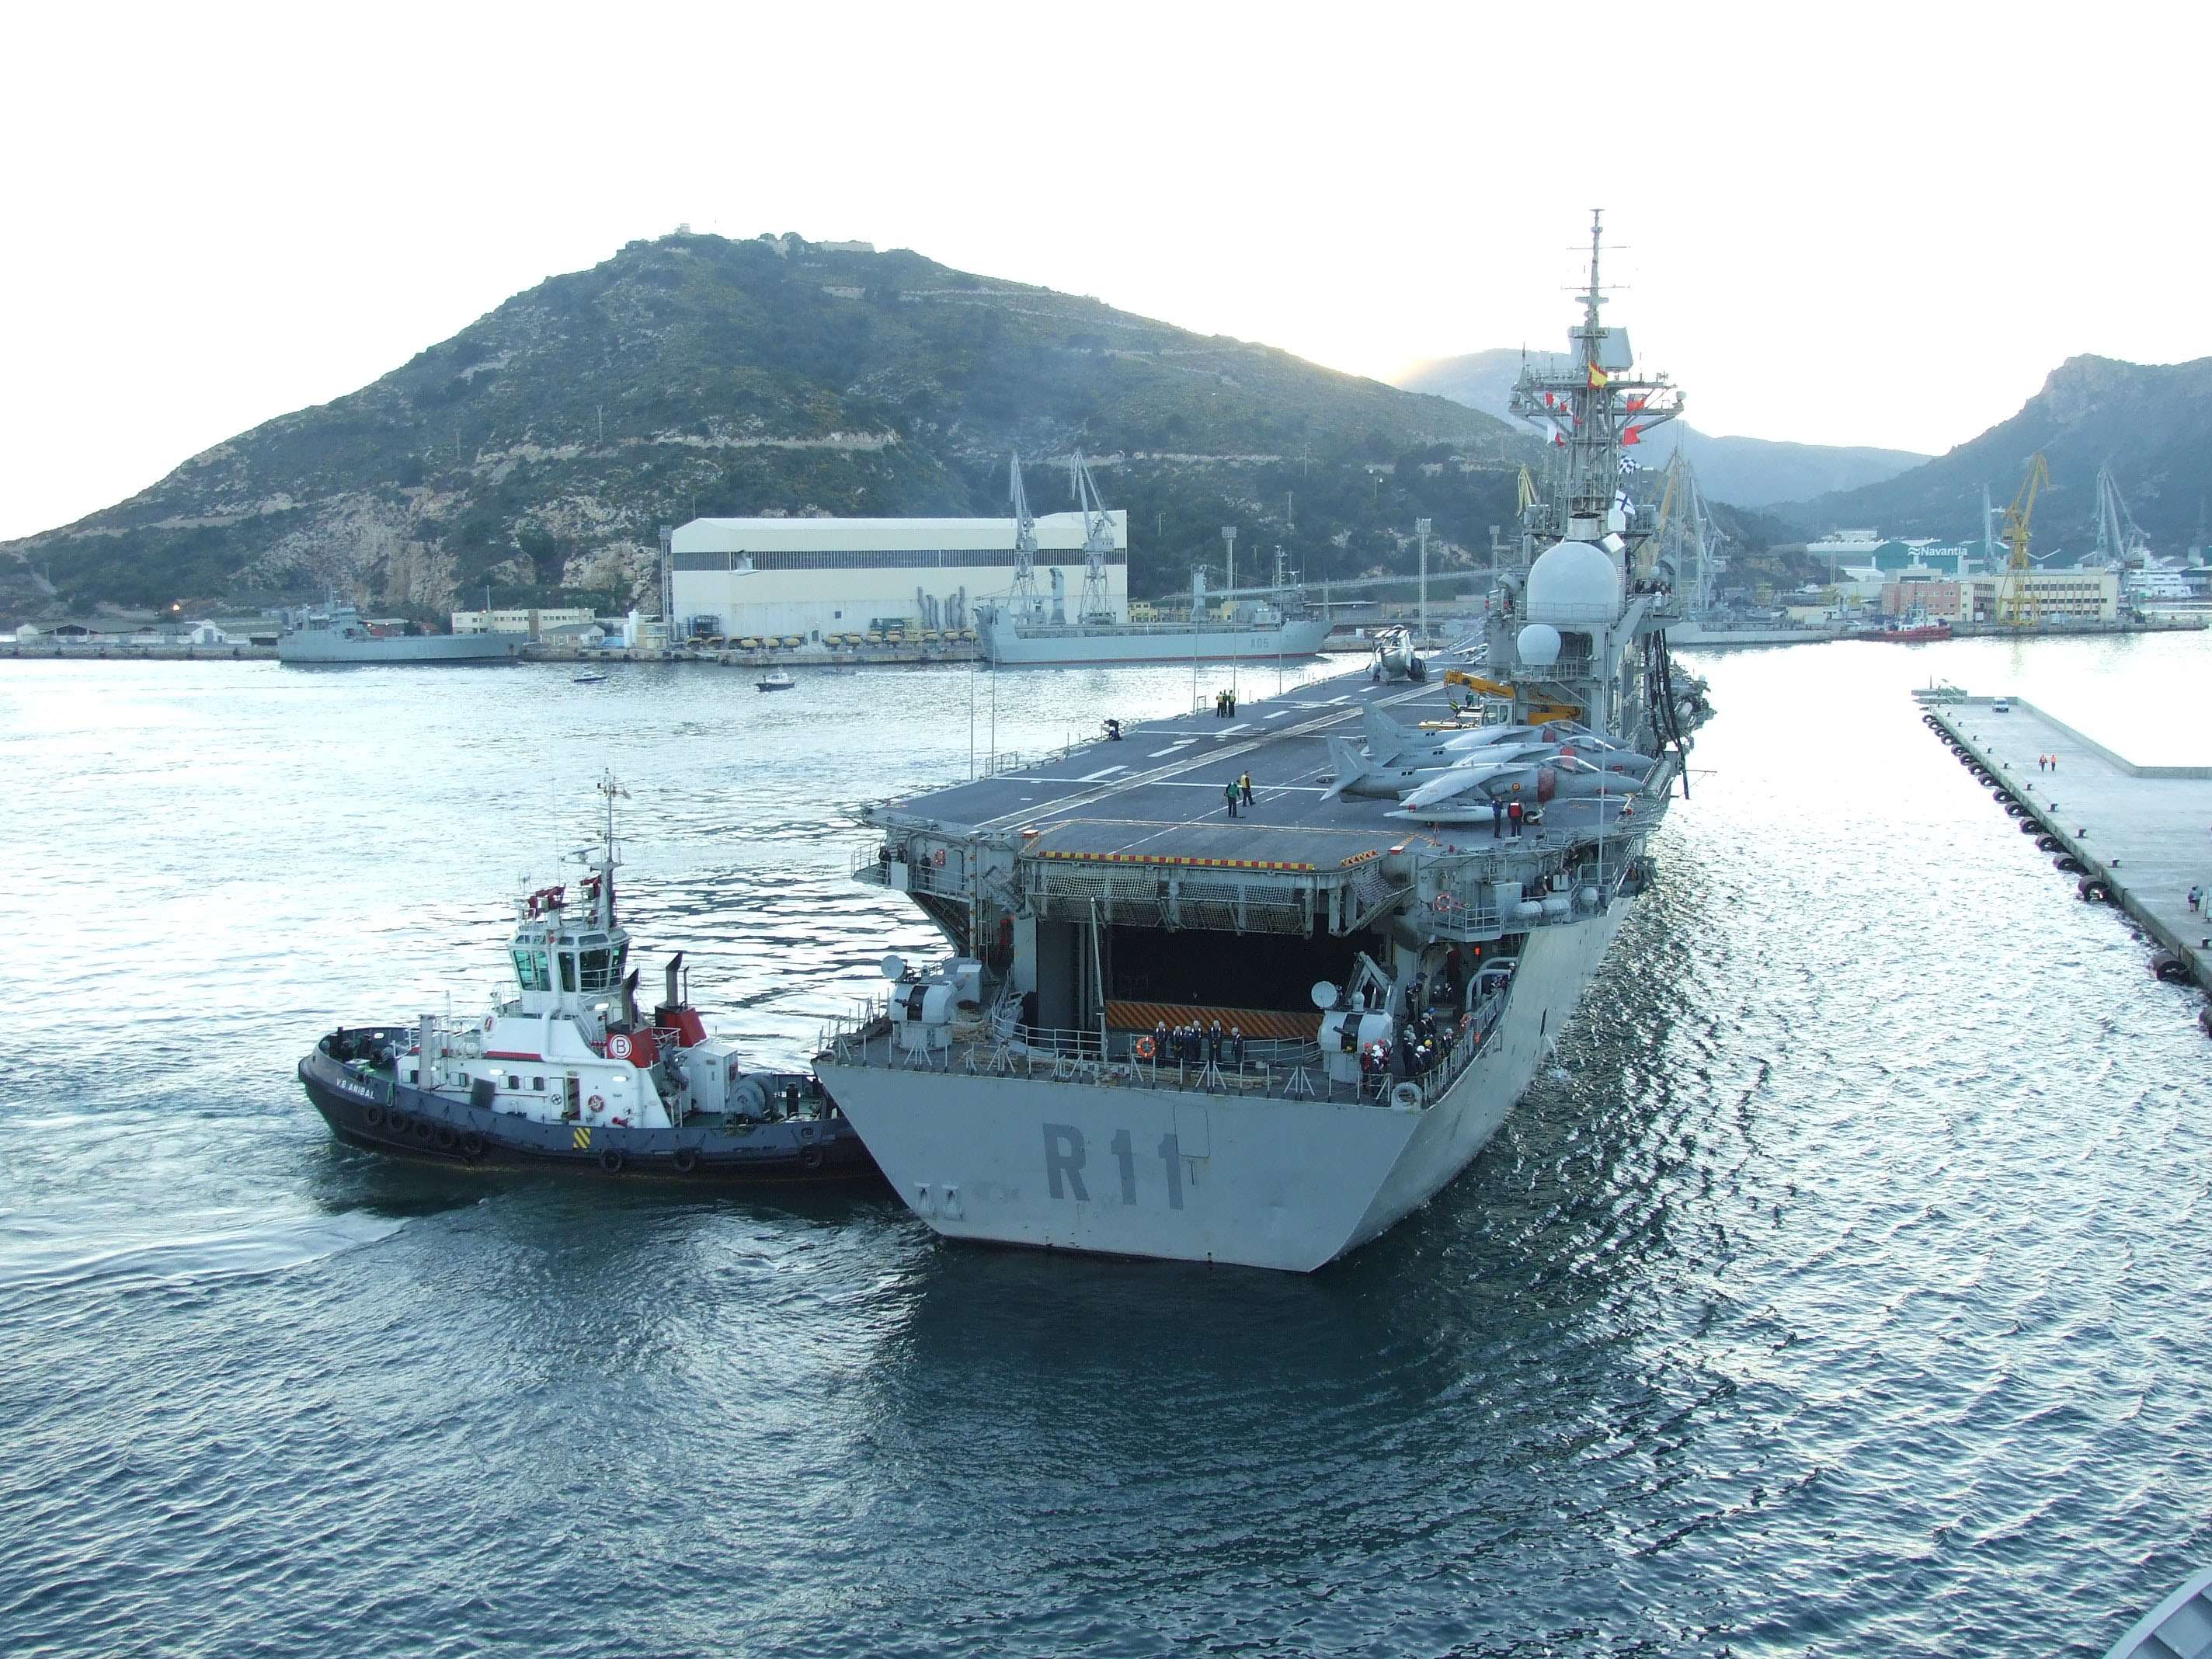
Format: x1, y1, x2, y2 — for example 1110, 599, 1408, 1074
1996, 452, 2050, 628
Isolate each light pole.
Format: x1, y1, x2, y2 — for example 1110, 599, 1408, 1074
1221, 526, 1236, 601
1417, 517, 1431, 649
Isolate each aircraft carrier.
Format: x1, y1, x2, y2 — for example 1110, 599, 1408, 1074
816, 213, 1716, 1271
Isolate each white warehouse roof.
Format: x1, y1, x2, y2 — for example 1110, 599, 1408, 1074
672, 510, 1122, 555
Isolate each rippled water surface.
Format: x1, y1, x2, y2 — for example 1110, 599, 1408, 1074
4, 633, 2209, 1656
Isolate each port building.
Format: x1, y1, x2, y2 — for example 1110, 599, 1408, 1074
666, 512, 1127, 643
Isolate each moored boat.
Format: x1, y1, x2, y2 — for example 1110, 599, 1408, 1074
297, 774, 876, 1182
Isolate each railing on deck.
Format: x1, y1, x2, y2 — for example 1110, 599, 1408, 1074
819, 989, 1513, 1110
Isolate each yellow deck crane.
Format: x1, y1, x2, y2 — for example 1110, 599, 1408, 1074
1996, 452, 2050, 628
1442, 667, 1581, 728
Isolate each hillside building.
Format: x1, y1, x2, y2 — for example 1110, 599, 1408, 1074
666, 511, 1127, 643
452, 607, 600, 637
1882, 568, 2118, 622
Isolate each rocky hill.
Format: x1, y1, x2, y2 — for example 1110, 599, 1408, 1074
1772, 354, 2212, 554
2, 234, 1522, 618
1396, 349, 1926, 508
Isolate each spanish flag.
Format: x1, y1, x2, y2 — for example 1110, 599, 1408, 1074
1587, 363, 1611, 390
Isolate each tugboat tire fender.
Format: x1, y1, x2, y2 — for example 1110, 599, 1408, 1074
387, 1110, 412, 1136
598, 1147, 625, 1174
433, 1126, 458, 1152
802, 1146, 825, 1171
673, 1147, 700, 1174
363, 1103, 386, 1129
459, 1132, 485, 1160
412, 1117, 436, 1143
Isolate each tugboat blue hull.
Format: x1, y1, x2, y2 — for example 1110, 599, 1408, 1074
298, 1047, 880, 1183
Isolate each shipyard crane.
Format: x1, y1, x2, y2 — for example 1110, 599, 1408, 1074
1069, 450, 1118, 624
1996, 451, 2050, 628
1005, 452, 1045, 622
2092, 463, 2149, 569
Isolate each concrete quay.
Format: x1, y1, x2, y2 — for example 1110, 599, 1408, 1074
1917, 688, 2212, 1015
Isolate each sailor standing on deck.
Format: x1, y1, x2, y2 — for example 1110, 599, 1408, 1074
1224, 780, 1240, 819
1508, 791, 1525, 836
1491, 797, 1504, 839
1240, 770, 1254, 806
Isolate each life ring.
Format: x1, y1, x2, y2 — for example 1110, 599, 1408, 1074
931, 848, 946, 868
1431, 892, 1457, 914
673, 1147, 701, 1174
598, 1147, 625, 1174
386, 1110, 412, 1136
482, 1015, 494, 1032
433, 1126, 458, 1153
362, 1103, 386, 1129
459, 1132, 485, 1160
1135, 1036, 1156, 1061
587, 1094, 606, 1114
801, 1146, 825, 1172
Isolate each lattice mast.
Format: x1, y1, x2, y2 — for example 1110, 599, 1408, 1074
1505, 210, 1684, 565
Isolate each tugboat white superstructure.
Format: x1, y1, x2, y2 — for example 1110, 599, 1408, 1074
816, 214, 1713, 1269
298, 774, 875, 1181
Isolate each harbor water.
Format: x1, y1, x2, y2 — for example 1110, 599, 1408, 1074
4, 632, 2209, 1656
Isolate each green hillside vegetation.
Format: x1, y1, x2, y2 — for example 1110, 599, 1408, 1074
1774, 354, 2212, 555
2, 233, 1524, 620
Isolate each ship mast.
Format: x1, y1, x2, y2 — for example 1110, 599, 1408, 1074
1506, 208, 1683, 562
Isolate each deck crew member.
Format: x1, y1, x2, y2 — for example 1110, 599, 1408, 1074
1491, 797, 1504, 839
1224, 780, 1240, 819
1239, 770, 1254, 805
1508, 791, 1525, 836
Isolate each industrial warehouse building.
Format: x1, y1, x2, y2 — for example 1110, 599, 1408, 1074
666, 512, 1127, 643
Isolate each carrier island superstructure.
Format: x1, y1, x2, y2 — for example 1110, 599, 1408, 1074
816, 214, 1714, 1271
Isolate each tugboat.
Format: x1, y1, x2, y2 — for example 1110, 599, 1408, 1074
756, 669, 795, 692
297, 774, 876, 1181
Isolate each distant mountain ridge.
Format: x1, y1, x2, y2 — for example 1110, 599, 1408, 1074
1771, 354, 2212, 555
1396, 349, 1928, 508
1, 234, 1519, 615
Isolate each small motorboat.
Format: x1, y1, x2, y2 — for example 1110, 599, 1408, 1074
756, 670, 795, 692
572, 670, 609, 683
295, 774, 876, 1182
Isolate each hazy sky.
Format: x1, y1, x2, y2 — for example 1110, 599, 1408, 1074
3, 1, 2204, 541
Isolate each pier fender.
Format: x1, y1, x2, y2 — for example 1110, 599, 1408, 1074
2036, 835, 2063, 852
2055, 856, 2086, 875
2151, 955, 2191, 984
2019, 819, 2040, 833
2079, 878, 2115, 905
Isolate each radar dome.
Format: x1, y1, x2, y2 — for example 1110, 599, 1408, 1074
1516, 623, 1562, 666
1525, 540, 1622, 623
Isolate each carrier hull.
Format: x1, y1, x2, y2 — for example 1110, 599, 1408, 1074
815, 905, 1627, 1271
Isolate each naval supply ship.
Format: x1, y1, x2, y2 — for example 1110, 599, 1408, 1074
815, 214, 1713, 1270
979, 452, 1331, 666
277, 600, 521, 664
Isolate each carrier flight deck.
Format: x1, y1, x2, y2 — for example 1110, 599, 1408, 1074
879, 664, 1637, 874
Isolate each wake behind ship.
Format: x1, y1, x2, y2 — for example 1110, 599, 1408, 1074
816, 214, 1715, 1270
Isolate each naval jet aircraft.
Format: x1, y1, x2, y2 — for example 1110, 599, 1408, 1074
1369, 625, 1426, 683
1386, 752, 1647, 823
1322, 736, 1558, 802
